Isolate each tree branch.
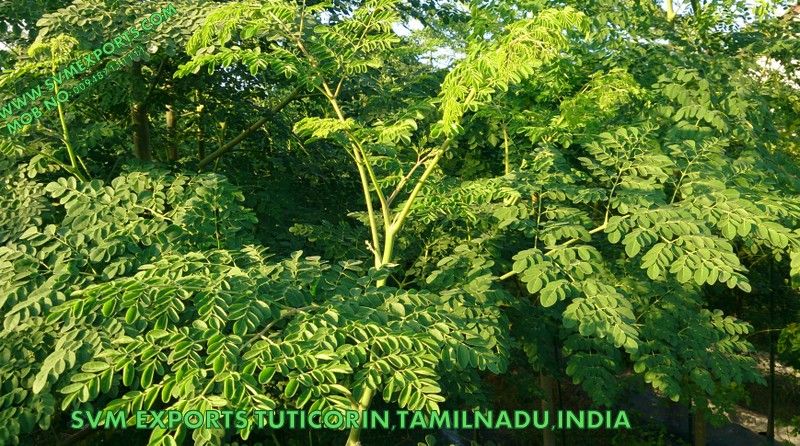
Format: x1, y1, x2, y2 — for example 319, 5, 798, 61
197, 85, 302, 169
387, 151, 435, 206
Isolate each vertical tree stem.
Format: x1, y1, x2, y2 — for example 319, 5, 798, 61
165, 97, 177, 161
130, 62, 152, 161
325, 91, 383, 268
52, 78, 86, 182
767, 263, 776, 444
692, 400, 706, 446
502, 123, 510, 175
666, 0, 677, 21
345, 388, 375, 446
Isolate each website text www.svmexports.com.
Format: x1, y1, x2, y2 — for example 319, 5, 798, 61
1, 3, 178, 134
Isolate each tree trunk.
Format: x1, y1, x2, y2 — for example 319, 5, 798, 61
165, 102, 177, 161
666, 0, 677, 21
690, 0, 701, 16
767, 264, 776, 444
768, 333, 776, 444
540, 373, 557, 446
130, 62, 151, 161
197, 102, 205, 161
502, 124, 510, 175
692, 402, 706, 446
345, 388, 374, 446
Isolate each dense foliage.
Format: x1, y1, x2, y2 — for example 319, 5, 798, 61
0, 0, 798, 445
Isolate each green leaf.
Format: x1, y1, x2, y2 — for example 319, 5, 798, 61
284, 378, 300, 398
82, 361, 110, 373
693, 266, 708, 285
213, 355, 225, 374
259, 366, 277, 384
32, 371, 49, 394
